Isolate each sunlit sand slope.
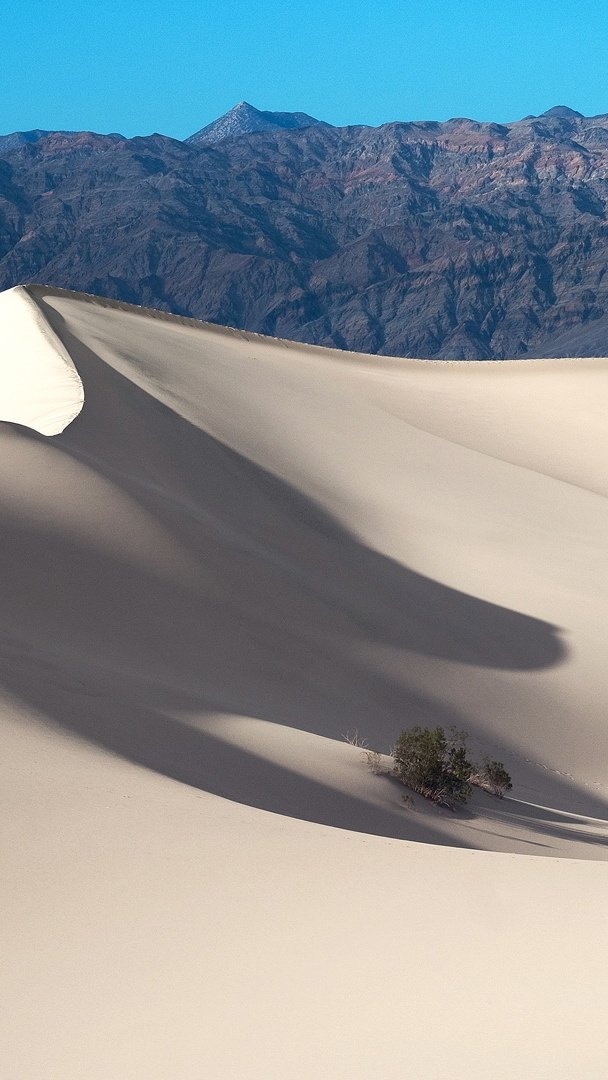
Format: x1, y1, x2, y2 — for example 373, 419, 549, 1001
1, 285, 607, 1079
0, 286, 83, 433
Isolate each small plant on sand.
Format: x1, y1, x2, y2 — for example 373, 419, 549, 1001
392, 726, 512, 809
342, 729, 368, 749
392, 725, 473, 809
363, 748, 391, 775
470, 758, 513, 798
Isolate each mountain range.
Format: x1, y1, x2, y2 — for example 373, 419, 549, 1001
2, 102, 608, 357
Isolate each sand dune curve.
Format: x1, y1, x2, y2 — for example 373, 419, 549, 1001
0, 286, 83, 434
1, 285, 607, 1078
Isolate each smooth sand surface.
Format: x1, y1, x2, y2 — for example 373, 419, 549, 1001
0, 287, 83, 435
1, 285, 607, 1077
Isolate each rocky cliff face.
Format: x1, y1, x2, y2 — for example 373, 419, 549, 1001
2, 107, 608, 357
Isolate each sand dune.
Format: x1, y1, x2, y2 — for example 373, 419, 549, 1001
1, 285, 607, 1078
0, 286, 83, 434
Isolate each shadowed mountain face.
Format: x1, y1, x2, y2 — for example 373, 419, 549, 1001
3, 107, 608, 356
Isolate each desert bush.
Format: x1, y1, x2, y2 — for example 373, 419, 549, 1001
362, 749, 391, 775
342, 729, 368, 748
470, 758, 513, 798
392, 725, 473, 808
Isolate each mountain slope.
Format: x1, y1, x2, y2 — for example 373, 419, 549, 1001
3, 108, 608, 356
186, 100, 327, 144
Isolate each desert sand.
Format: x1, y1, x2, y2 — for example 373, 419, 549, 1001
1, 284, 607, 1078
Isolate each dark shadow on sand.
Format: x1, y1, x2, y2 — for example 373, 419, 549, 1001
2, 301, 604, 853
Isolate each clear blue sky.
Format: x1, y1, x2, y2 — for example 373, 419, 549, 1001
2, 0, 608, 138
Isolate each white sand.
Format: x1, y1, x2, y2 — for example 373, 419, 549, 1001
1, 284, 607, 1078
0, 287, 83, 434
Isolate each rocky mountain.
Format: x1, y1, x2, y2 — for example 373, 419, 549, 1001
187, 101, 327, 145
0, 130, 60, 153
3, 105, 608, 357
0, 129, 99, 153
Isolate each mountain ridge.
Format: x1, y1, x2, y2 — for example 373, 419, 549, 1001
3, 103, 608, 358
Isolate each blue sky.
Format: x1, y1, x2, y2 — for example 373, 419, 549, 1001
2, 0, 608, 138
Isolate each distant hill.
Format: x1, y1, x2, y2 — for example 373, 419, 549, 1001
0, 130, 54, 152
4, 104, 608, 357
0, 129, 124, 152
187, 101, 328, 145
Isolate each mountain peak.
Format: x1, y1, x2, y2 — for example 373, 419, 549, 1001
541, 105, 584, 119
186, 102, 328, 146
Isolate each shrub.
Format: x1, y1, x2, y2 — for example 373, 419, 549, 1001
392, 725, 473, 808
342, 729, 368, 748
363, 749, 385, 774
362, 749, 395, 776
471, 758, 513, 798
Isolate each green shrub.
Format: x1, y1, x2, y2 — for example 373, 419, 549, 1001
392, 725, 473, 808
392, 727, 512, 808
472, 758, 513, 798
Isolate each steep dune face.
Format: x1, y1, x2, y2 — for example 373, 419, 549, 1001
2, 287, 607, 1079
0, 286, 83, 434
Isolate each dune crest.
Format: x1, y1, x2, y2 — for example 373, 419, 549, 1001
0, 286, 84, 434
